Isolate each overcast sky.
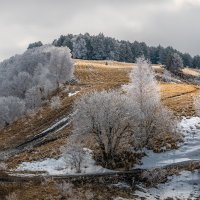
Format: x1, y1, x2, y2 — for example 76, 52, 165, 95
0, 0, 200, 60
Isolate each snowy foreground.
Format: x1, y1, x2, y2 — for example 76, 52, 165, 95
135, 117, 200, 200
134, 170, 200, 200
17, 117, 200, 199
18, 117, 200, 174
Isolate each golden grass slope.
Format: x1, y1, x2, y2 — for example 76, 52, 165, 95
0, 59, 199, 167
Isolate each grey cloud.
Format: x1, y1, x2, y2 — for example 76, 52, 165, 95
0, 0, 200, 60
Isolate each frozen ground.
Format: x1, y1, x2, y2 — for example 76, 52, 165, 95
134, 170, 200, 200
137, 117, 200, 169
17, 148, 112, 175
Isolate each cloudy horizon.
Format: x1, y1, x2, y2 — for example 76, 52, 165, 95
0, 0, 200, 60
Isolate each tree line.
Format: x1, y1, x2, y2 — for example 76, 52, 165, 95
29, 33, 200, 69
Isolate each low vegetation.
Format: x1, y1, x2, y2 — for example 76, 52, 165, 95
0, 55, 200, 199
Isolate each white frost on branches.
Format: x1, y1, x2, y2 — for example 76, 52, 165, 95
73, 90, 133, 167
0, 45, 74, 129
124, 56, 177, 148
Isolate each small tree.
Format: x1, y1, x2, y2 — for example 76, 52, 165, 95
0, 96, 25, 128
50, 96, 61, 109
73, 90, 133, 168
62, 142, 86, 173
166, 53, 183, 73
48, 46, 74, 90
124, 57, 177, 149
163, 69, 172, 82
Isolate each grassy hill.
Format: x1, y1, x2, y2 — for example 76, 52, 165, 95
0, 60, 200, 199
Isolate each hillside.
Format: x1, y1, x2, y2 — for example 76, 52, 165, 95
0, 60, 200, 199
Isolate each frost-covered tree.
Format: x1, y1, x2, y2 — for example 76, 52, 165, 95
124, 57, 176, 149
0, 45, 74, 129
72, 37, 87, 59
73, 90, 133, 168
0, 96, 25, 128
62, 143, 86, 173
166, 53, 183, 73
25, 87, 43, 110
11, 72, 32, 98
48, 46, 74, 89
53, 33, 195, 67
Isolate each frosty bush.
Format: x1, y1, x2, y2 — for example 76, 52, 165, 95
73, 90, 133, 168
50, 96, 61, 109
0, 96, 25, 128
62, 143, 86, 173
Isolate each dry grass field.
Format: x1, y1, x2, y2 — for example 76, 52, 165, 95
0, 60, 198, 163
0, 60, 200, 199
182, 67, 200, 76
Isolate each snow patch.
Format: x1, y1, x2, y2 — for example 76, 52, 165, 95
68, 91, 79, 97
137, 117, 200, 169
17, 148, 112, 175
134, 170, 200, 200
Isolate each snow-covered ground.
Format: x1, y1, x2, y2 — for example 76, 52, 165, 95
17, 148, 112, 175
17, 117, 200, 175
68, 91, 79, 97
137, 117, 200, 169
134, 117, 200, 200
16, 117, 200, 199
134, 170, 200, 200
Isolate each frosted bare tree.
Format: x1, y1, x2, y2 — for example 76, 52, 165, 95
0, 96, 25, 128
73, 90, 133, 168
124, 56, 177, 149
48, 46, 74, 90
62, 142, 86, 173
